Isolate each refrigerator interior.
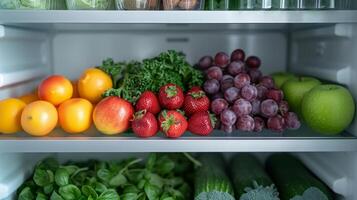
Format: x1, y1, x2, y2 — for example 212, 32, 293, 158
0, 10, 357, 200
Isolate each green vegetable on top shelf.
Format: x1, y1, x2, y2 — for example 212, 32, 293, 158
194, 153, 235, 200
66, 0, 114, 10
231, 154, 279, 200
17, 153, 194, 200
100, 50, 204, 103
266, 154, 334, 200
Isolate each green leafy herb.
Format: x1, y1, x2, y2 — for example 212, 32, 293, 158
18, 187, 35, 200
59, 184, 82, 200
101, 50, 204, 103
33, 169, 54, 187
55, 168, 70, 186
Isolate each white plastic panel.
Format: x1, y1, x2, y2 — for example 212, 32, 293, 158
0, 26, 51, 99
52, 30, 287, 80
290, 24, 357, 136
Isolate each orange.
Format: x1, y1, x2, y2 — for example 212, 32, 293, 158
38, 75, 73, 106
58, 98, 93, 134
71, 80, 80, 98
78, 68, 113, 104
19, 91, 38, 104
21, 101, 58, 136
0, 98, 26, 134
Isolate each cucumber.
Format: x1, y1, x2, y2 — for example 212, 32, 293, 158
231, 154, 279, 200
194, 153, 235, 200
266, 154, 334, 200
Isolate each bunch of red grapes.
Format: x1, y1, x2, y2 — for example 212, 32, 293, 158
197, 49, 301, 133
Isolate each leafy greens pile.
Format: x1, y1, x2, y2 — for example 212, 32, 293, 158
100, 50, 204, 103
17, 153, 194, 200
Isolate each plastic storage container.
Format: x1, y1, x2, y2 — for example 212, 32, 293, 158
116, 0, 159, 10
0, 0, 66, 9
162, 0, 203, 10
205, 0, 228, 10
235, 0, 272, 10
66, 0, 115, 10
301, 0, 317, 9
271, 0, 301, 9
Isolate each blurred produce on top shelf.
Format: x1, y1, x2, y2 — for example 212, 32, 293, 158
196, 49, 301, 133
66, 0, 115, 10
0, 0, 67, 9
163, 0, 204, 10
115, 0, 159, 10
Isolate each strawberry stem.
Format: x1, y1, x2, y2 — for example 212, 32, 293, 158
190, 91, 205, 99
165, 85, 178, 98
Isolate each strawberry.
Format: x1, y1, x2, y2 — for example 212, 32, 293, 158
132, 110, 158, 138
158, 110, 188, 138
184, 90, 210, 116
135, 91, 161, 115
158, 83, 184, 110
188, 111, 216, 136
186, 86, 202, 95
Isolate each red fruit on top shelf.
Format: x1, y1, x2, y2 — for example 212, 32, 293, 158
158, 84, 184, 110
184, 90, 210, 116
266, 89, 284, 102
188, 111, 216, 136
267, 115, 285, 132
135, 91, 161, 115
257, 85, 268, 100
220, 109, 237, 126
215, 52, 230, 68
206, 66, 223, 80
261, 99, 279, 117
186, 86, 203, 95
253, 117, 265, 132
158, 110, 188, 138
227, 61, 245, 76
284, 112, 301, 130
132, 110, 158, 138
234, 73, 251, 89
241, 85, 258, 101
246, 56, 261, 69
224, 87, 240, 103
211, 98, 229, 115
198, 56, 213, 70
259, 76, 275, 89
231, 49, 246, 62
236, 115, 255, 132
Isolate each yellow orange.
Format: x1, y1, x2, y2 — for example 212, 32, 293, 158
58, 98, 93, 134
78, 68, 113, 104
21, 101, 58, 136
19, 91, 38, 104
38, 75, 73, 106
0, 98, 26, 134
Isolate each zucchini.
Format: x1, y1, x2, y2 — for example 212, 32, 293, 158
266, 154, 334, 200
194, 153, 235, 200
231, 154, 279, 200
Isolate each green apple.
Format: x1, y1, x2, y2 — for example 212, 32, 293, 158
282, 77, 321, 115
301, 84, 355, 135
271, 72, 297, 89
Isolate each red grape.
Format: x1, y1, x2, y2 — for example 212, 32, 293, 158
246, 56, 261, 69
284, 112, 301, 130
267, 115, 285, 132
236, 115, 255, 132
251, 99, 261, 115
266, 89, 284, 102
220, 77, 234, 93
232, 98, 252, 117
256, 85, 268, 100
253, 117, 265, 132
261, 99, 279, 117
224, 87, 240, 103
215, 52, 230, 68
234, 73, 251, 89
259, 76, 275, 89
231, 49, 246, 62
211, 98, 228, 115
210, 93, 224, 101
206, 66, 223, 80
198, 56, 213, 70
220, 109, 237, 126
221, 124, 233, 133
279, 101, 289, 116
227, 61, 245, 76
204, 79, 220, 94
222, 75, 234, 81
248, 69, 262, 83
241, 85, 258, 101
